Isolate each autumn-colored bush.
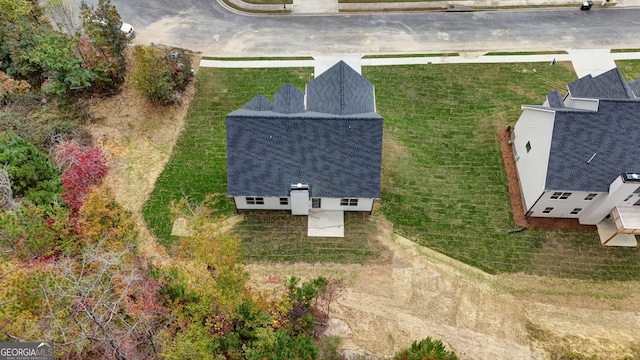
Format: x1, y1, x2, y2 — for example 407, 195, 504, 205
54, 141, 109, 213
131, 45, 192, 105
77, 184, 137, 249
0, 68, 30, 102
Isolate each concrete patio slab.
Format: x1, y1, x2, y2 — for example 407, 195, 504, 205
308, 210, 345, 237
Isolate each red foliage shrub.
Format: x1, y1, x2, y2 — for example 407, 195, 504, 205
54, 141, 109, 213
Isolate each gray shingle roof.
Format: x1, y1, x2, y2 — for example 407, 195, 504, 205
306, 61, 376, 115
273, 84, 305, 114
567, 68, 635, 99
546, 99, 640, 192
226, 62, 382, 199
546, 90, 564, 108
242, 95, 273, 111
630, 79, 640, 98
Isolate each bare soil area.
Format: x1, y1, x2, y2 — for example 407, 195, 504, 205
92, 66, 640, 360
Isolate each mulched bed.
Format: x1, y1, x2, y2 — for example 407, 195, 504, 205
499, 127, 596, 232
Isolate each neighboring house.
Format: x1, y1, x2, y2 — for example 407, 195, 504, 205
511, 68, 640, 244
226, 61, 383, 216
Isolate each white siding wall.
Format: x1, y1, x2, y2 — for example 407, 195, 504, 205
563, 97, 599, 111
234, 197, 375, 212
314, 198, 374, 212
529, 191, 603, 218
528, 189, 640, 223
579, 175, 640, 224
512, 107, 556, 212
234, 197, 291, 210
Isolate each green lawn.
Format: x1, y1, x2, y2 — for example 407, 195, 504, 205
143, 61, 640, 280
366, 63, 577, 275
484, 51, 568, 56
238, 211, 383, 264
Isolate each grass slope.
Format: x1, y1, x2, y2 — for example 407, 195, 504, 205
367, 62, 575, 274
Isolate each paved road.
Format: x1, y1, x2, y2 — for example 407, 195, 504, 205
103, 0, 640, 56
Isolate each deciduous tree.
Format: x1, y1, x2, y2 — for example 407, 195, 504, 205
79, 0, 131, 92
21, 31, 95, 96
41, 241, 166, 359
131, 45, 192, 105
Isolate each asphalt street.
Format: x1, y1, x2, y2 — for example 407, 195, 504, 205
91, 0, 640, 57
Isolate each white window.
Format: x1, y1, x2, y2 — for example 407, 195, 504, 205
570, 208, 582, 215
584, 193, 598, 201
340, 198, 358, 206
542, 207, 554, 214
550, 192, 572, 200
246, 197, 264, 205
280, 198, 288, 205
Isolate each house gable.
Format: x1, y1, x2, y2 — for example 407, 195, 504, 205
273, 84, 305, 114
242, 94, 273, 111
306, 61, 376, 115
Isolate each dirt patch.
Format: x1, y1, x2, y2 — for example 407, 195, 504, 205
499, 127, 595, 231
247, 219, 640, 359
87, 51, 200, 265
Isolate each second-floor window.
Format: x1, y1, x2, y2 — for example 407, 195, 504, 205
550, 192, 572, 200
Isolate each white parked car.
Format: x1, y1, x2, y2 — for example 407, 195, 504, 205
95, 19, 134, 38
117, 22, 134, 37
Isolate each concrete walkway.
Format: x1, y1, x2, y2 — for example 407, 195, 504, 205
200, 49, 640, 79
292, 0, 338, 14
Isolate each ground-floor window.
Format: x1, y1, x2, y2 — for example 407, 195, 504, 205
542, 207, 554, 214
570, 208, 582, 215
312, 198, 321, 208
246, 197, 264, 205
340, 198, 358, 206
280, 198, 289, 205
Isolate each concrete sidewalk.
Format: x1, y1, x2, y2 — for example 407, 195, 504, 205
200, 49, 640, 79
222, 0, 640, 15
